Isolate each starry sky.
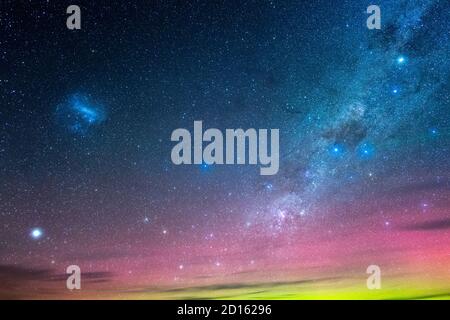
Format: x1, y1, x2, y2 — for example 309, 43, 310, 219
0, 0, 449, 299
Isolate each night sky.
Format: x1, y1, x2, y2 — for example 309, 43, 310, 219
1, 0, 449, 299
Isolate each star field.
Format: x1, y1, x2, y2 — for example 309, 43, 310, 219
0, 0, 449, 299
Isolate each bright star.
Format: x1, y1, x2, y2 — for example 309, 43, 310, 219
329, 143, 345, 158
429, 128, 438, 136
358, 142, 375, 159
200, 163, 211, 172
30, 228, 43, 239
396, 55, 406, 64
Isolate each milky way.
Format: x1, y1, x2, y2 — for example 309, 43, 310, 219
0, 0, 449, 299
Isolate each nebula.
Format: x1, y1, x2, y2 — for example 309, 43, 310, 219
55, 93, 106, 135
